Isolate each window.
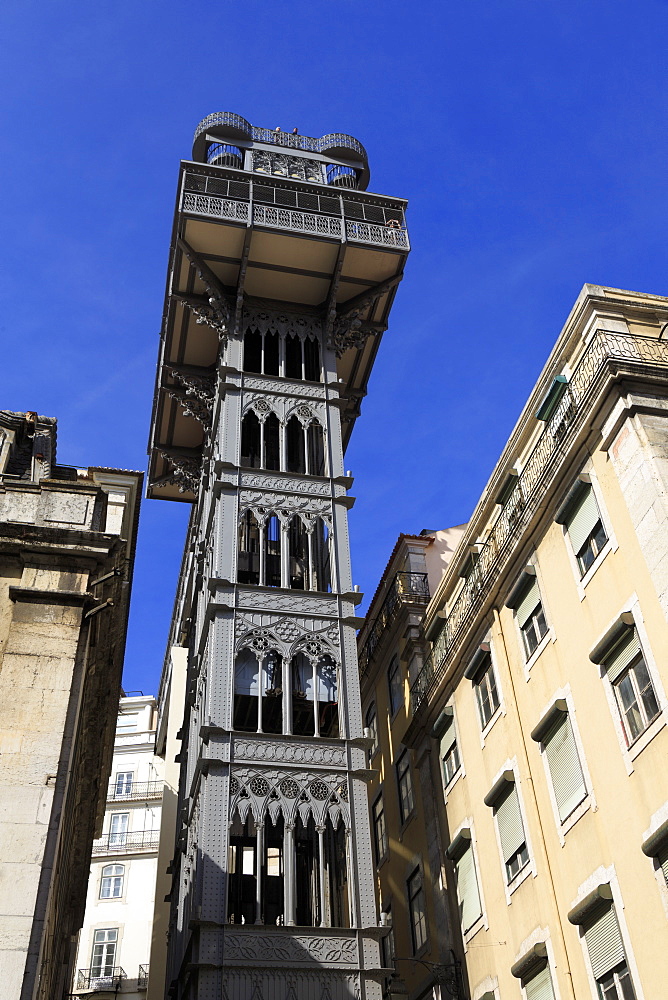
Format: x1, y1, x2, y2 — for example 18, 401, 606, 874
581, 903, 636, 1000
372, 794, 388, 863
439, 716, 460, 787
560, 482, 608, 577
396, 751, 414, 824
524, 963, 556, 1000
114, 772, 133, 796
544, 711, 587, 821
388, 657, 403, 716
381, 906, 395, 970
487, 779, 529, 884
365, 703, 378, 760
513, 578, 548, 658
447, 834, 482, 934
100, 864, 125, 899
473, 656, 500, 728
109, 813, 129, 847
610, 642, 660, 746
407, 867, 428, 952
117, 713, 139, 734
91, 928, 118, 978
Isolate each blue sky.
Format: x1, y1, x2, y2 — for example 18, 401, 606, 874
1, 1, 667, 695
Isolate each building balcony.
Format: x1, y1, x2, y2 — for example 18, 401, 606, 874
410, 328, 668, 717
91, 829, 160, 856
138, 964, 149, 989
76, 967, 126, 991
358, 572, 430, 676
181, 169, 410, 250
107, 780, 162, 802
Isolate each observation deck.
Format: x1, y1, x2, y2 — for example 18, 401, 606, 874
148, 114, 409, 501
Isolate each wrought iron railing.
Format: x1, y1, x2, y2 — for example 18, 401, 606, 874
193, 113, 369, 160
107, 780, 162, 802
138, 964, 149, 989
91, 829, 160, 856
410, 329, 668, 713
359, 572, 430, 675
180, 173, 409, 250
76, 967, 126, 990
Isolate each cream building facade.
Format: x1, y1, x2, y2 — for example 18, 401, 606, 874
402, 285, 668, 1000
0, 411, 142, 1000
72, 695, 163, 997
357, 529, 466, 1000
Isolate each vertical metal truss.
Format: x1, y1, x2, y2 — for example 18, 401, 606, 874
167, 306, 384, 1000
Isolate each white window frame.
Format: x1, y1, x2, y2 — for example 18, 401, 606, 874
506, 562, 555, 676
558, 471, 617, 598
570, 866, 645, 1000
447, 818, 488, 945
99, 863, 125, 900
113, 771, 134, 797
641, 802, 668, 920
533, 687, 595, 843
439, 705, 464, 796
512, 931, 561, 1000
591, 598, 667, 775
108, 812, 129, 847
90, 926, 119, 979
486, 760, 535, 902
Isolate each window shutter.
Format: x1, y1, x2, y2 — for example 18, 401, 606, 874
565, 486, 599, 553
455, 846, 482, 932
440, 717, 456, 754
524, 965, 556, 1000
603, 629, 641, 684
495, 785, 524, 862
516, 579, 541, 628
583, 905, 625, 980
660, 850, 668, 887
544, 714, 586, 821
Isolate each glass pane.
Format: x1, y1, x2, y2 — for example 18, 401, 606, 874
634, 658, 660, 723
616, 675, 642, 741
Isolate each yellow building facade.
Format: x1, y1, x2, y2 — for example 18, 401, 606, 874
401, 285, 668, 1000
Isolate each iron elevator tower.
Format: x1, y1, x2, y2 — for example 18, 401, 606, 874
148, 112, 410, 1000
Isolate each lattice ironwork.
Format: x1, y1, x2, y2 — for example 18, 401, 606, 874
76, 967, 126, 990
138, 964, 149, 989
410, 329, 668, 713
182, 192, 250, 222
346, 220, 410, 249
253, 204, 343, 239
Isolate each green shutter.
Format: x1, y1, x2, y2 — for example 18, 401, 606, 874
525, 964, 556, 1000
565, 486, 600, 554
583, 905, 625, 980
544, 714, 586, 821
455, 845, 482, 932
516, 579, 541, 628
495, 785, 525, 863
440, 716, 456, 754
604, 629, 641, 684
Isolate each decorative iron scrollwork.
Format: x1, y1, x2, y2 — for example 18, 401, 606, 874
160, 452, 201, 495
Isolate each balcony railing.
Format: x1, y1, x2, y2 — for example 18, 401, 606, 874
92, 829, 160, 856
138, 964, 149, 989
410, 329, 668, 715
358, 572, 430, 676
107, 780, 162, 802
76, 967, 126, 990
181, 173, 409, 251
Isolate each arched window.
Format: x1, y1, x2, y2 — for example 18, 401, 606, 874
292, 652, 315, 736
228, 813, 257, 924
265, 515, 281, 588
306, 420, 325, 476
312, 518, 331, 593
233, 649, 259, 731
323, 816, 349, 927
285, 334, 303, 380
295, 814, 319, 925
304, 336, 321, 382
243, 329, 262, 373
286, 416, 306, 474
288, 516, 308, 589
264, 413, 280, 471
262, 650, 283, 734
317, 655, 339, 738
264, 331, 280, 376
238, 511, 260, 585
240, 411, 261, 468
100, 864, 124, 899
